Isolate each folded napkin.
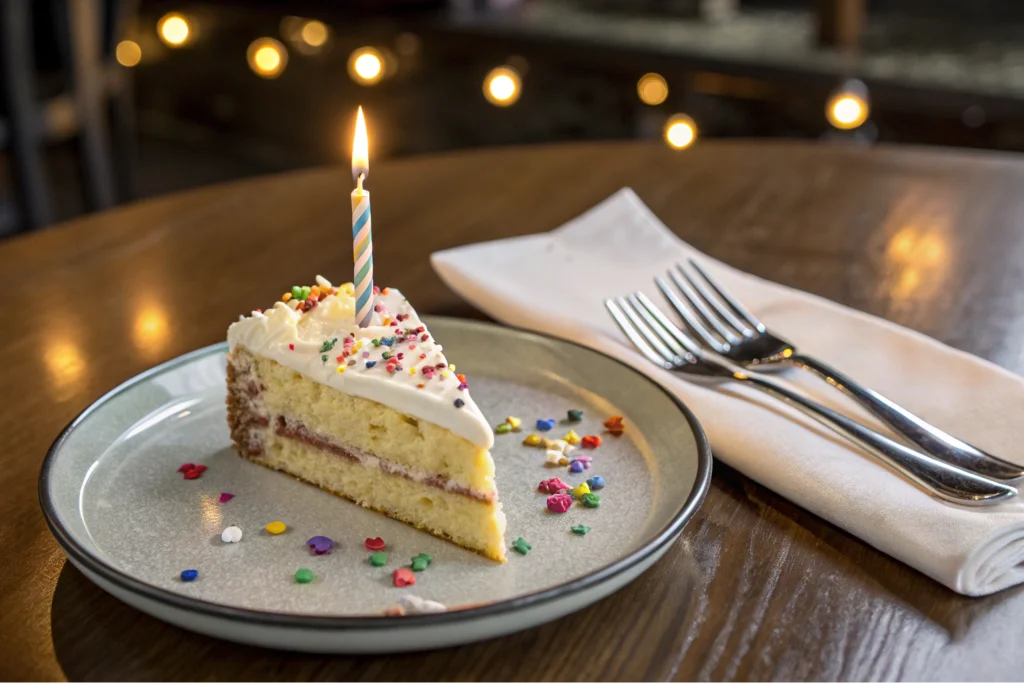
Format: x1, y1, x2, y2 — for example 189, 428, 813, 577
432, 188, 1024, 596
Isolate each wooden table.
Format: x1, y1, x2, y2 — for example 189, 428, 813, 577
4, 140, 1024, 681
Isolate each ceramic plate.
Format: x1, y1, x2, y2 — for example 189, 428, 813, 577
40, 317, 711, 653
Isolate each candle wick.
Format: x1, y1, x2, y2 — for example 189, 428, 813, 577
357, 173, 365, 192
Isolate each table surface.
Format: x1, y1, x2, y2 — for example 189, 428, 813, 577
4, 140, 1024, 681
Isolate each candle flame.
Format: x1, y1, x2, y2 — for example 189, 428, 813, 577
352, 106, 369, 181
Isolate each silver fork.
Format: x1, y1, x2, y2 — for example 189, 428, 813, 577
657, 259, 1024, 483
606, 293, 1017, 506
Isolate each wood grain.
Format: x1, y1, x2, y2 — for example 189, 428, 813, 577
3, 140, 1024, 681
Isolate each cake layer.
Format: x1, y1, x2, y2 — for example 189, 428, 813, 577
226, 282, 493, 448
232, 348, 496, 494
275, 416, 494, 501
247, 429, 507, 562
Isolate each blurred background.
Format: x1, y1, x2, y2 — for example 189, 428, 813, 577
3, 0, 1024, 236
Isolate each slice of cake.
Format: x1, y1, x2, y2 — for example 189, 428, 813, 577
226, 276, 506, 561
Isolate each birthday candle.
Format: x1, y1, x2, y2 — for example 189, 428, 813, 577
351, 106, 373, 327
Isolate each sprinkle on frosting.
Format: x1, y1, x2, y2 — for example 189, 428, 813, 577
227, 278, 493, 448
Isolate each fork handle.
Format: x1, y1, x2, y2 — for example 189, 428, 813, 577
734, 371, 1017, 506
785, 353, 1024, 483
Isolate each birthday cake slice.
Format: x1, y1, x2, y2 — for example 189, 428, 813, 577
226, 277, 506, 561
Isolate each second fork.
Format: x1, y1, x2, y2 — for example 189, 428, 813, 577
656, 259, 1024, 483
607, 293, 1017, 507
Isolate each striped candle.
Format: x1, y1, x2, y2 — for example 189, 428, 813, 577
351, 106, 373, 327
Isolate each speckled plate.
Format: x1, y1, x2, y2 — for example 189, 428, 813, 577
40, 317, 711, 653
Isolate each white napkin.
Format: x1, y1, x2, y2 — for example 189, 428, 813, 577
431, 188, 1024, 597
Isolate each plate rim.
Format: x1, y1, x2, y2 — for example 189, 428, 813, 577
39, 316, 712, 630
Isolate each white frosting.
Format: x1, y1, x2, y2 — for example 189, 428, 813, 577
227, 279, 494, 448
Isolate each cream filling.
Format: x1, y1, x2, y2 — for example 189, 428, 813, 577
273, 416, 495, 502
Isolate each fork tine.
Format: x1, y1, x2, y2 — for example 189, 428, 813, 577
677, 264, 754, 338
633, 292, 703, 357
655, 276, 729, 354
616, 297, 682, 364
627, 293, 688, 358
687, 258, 766, 334
605, 299, 675, 369
666, 269, 742, 347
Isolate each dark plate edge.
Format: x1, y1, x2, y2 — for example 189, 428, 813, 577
38, 317, 713, 631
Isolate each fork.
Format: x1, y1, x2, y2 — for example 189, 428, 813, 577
606, 293, 1017, 506
656, 259, 1024, 483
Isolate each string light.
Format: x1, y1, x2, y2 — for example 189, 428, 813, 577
664, 114, 697, 149
157, 13, 190, 47
826, 79, 870, 130
637, 73, 669, 106
280, 16, 303, 41
115, 40, 142, 67
247, 38, 287, 79
300, 20, 329, 48
483, 66, 521, 107
348, 47, 384, 86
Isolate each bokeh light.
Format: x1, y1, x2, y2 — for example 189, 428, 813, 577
483, 66, 521, 107
115, 40, 142, 67
828, 95, 868, 130
826, 80, 870, 130
664, 114, 697, 149
157, 13, 190, 47
637, 73, 669, 106
300, 20, 329, 48
348, 47, 384, 86
247, 38, 288, 79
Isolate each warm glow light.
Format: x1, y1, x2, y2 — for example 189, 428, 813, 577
158, 13, 190, 47
247, 38, 287, 78
352, 106, 369, 179
886, 226, 947, 267
826, 81, 870, 131
884, 220, 950, 303
355, 54, 381, 79
637, 73, 669, 106
116, 40, 142, 67
483, 66, 521, 107
43, 338, 87, 401
300, 20, 329, 47
133, 302, 169, 358
827, 95, 868, 130
348, 47, 384, 85
664, 114, 697, 149
892, 267, 921, 299
280, 16, 302, 39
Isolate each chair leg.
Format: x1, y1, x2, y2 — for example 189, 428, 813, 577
109, 72, 137, 201
67, 0, 116, 210
0, 0, 55, 229
109, 0, 140, 201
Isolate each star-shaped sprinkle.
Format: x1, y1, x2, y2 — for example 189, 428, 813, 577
512, 537, 532, 555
